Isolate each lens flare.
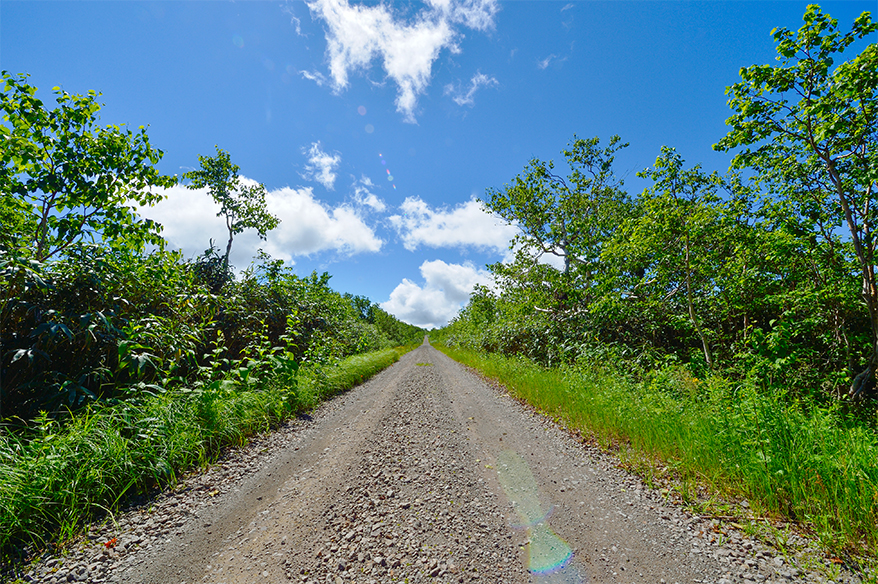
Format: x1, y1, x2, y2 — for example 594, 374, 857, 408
496, 451, 582, 581
358, 105, 367, 115
379, 153, 398, 190
232, 34, 244, 48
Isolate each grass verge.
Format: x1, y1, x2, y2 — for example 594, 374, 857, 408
435, 343, 878, 560
0, 345, 413, 561
298, 345, 414, 403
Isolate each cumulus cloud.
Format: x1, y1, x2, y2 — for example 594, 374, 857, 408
263, 185, 383, 258
304, 0, 498, 122
302, 142, 341, 189
381, 259, 492, 328
137, 181, 382, 269
444, 71, 498, 106
389, 196, 517, 252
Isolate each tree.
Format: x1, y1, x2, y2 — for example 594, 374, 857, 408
183, 146, 280, 274
605, 148, 733, 371
714, 6, 877, 396
481, 135, 631, 317
0, 71, 176, 260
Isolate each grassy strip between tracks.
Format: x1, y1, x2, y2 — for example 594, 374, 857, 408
0, 345, 416, 560
434, 343, 878, 562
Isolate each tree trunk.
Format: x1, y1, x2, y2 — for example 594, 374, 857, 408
223, 215, 234, 274
822, 161, 878, 398
850, 303, 878, 399
685, 233, 714, 370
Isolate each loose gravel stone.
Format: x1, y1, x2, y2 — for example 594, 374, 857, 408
6, 341, 871, 583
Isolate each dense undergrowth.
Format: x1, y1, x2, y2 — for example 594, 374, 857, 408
0, 345, 414, 560
434, 342, 878, 559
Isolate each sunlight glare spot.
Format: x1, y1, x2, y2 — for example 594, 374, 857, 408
496, 451, 581, 581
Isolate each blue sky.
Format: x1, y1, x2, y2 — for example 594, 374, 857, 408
2, 1, 874, 328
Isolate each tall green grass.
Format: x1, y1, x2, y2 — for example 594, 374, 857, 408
298, 346, 410, 402
0, 346, 412, 559
436, 344, 878, 555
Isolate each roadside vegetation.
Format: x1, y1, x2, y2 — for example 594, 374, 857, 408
0, 71, 423, 559
436, 5, 878, 561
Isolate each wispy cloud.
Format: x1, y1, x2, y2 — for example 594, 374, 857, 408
302, 142, 341, 190
352, 175, 387, 212
304, 0, 498, 122
389, 196, 518, 253
444, 72, 498, 106
299, 69, 328, 86
381, 259, 492, 328
538, 54, 557, 70
282, 4, 305, 36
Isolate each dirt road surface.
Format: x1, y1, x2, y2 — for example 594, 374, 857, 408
23, 341, 841, 584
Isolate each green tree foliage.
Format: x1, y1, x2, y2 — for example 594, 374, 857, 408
0, 74, 422, 422
0, 72, 176, 260
183, 147, 280, 274
482, 135, 630, 296
478, 136, 632, 363
605, 148, 735, 371
443, 6, 876, 403
714, 6, 877, 396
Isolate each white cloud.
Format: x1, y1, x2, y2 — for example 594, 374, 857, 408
305, 0, 498, 122
389, 196, 518, 252
300, 69, 328, 86
262, 186, 383, 258
538, 54, 557, 70
538, 53, 567, 70
137, 181, 382, 269
381, 259, 492, 328
352, 176, 387, 212
282, 3, 305, 35
302, 142, 341, 189
444, 71, 498, 106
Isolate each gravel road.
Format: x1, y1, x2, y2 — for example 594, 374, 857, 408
19, 341, 864, 584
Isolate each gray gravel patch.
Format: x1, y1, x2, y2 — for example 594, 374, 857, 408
11, 341, 867, 584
